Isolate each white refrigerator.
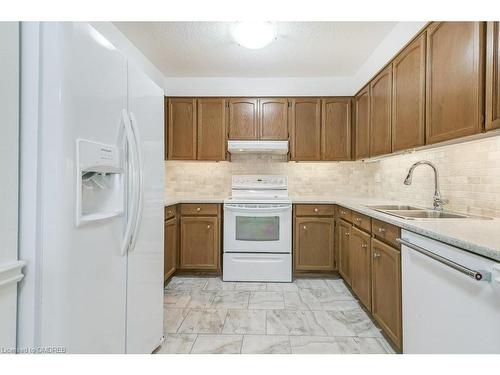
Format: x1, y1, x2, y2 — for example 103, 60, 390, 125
18, 22, 164, 353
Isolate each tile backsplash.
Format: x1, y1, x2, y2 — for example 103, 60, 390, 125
369, 136, 500, 218
165, 135, 500, 218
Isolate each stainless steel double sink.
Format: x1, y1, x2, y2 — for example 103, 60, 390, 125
367, 205, 491, 220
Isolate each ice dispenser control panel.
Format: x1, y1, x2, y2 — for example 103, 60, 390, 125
76, 139, 124, 226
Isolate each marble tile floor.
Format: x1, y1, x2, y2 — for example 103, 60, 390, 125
157, 276, 396, 354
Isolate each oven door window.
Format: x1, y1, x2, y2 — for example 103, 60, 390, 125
235, 216, 280, 241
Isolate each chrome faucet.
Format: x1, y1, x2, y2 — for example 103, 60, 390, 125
403, 160, 448, 211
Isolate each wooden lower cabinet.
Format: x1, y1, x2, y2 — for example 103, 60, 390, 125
164, 217, 177, 281
179, 215, 220, 271
371, 238, 402, 350
337, 219, 352, 285
294, 217, 334, 271
350, 226, 372, 311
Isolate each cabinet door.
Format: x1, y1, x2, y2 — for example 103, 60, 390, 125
322, 98, 352, 161
180, 216, 219, 270
426, 22, 485, 144
370, 65, 393, 157
392, 33, 426, 152
259, 98, 288, 140
167, 98, 197, 160
289, 98, 321, 160
164, 218, 177, 281
197, 98, 226, 160
337, 219, 352, 285
354, 86, 370, 159
350, 226, 372, 311
371, 238, 402, 350
486, 21, 500, 131
228, 98, 258, 140
294, 218, 334, 271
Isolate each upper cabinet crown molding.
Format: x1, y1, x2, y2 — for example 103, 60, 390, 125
425, 22, 485, 144
392, 32, 426, 152
370, 65, 393, 157
486, 21, 500, 131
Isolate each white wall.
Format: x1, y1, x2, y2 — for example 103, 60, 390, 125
350, 21, 427, 92
91, 22, 165, 90
163, 76, 353, 97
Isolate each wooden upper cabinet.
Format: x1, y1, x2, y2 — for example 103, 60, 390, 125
354, 86, 370, 159
371, 238, 402, 350
289, 98, 321, 160
370, 65, 393, 157
167, 98, 197, 160
197, 98, 226, 161
228, 98, 258, 140
321, 98, 352, 161
486, 22, 500, 131
259, 98, 288, 140
426, 22, 485, 144
294, 217, 335, 271
392, 33, 426, 152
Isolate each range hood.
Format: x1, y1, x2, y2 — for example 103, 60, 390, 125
227, 140, 289, 155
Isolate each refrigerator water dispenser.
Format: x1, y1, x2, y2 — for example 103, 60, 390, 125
76, 139, 124, 226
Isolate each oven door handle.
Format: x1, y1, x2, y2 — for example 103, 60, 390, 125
224, 204, 292, 213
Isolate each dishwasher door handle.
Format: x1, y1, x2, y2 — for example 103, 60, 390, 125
397, 238, 492, 282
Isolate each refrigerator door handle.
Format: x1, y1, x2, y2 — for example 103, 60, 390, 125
128, 112, 144, 252
121, 109, 139, 256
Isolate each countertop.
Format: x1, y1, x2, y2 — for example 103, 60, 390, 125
165, 195, 500, 262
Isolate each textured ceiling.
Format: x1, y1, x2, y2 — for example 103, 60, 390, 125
114, 22, 397, 77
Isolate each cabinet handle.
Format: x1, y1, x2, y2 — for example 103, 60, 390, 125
361, 244, 367, 248
345, 232, 350, 236
207, 225, 211, 229
373, 252, 381, 258
355, 217, 361, 222
196, 207, 201, 212
378, 227, 386, 233
314, 208, 318, 212
303, 225, 307, 230
341, 210, 346, 214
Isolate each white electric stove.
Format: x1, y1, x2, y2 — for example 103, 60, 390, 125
223, 175, 292, 282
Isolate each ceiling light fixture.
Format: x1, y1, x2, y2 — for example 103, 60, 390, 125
232, 22, 277, 49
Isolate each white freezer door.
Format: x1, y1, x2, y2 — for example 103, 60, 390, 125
18, 22, 128, 353
125, 61, 164, 353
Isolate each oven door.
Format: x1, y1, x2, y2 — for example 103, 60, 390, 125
223, 204, 291, 253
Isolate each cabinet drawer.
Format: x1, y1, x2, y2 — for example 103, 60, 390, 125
352, 211, 371, 233
372, 219, 400, 249
295, 204, 335, 217
336, 206, 352, 222
180, 203, 219, 216
165, 205, 177, 220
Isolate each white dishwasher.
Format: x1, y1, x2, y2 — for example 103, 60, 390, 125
399, 230, 500, 353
